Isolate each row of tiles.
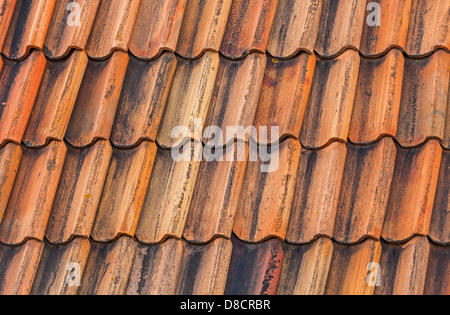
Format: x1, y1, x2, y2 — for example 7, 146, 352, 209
1, 48, 450, 151
0, 137, 448, 246
0, 235, 448, 295
0, 0, 449, 61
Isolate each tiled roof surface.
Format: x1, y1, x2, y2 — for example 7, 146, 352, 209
0, 0, 448, 295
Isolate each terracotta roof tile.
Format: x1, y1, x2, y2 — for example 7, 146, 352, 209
0, 0, 17, 51
176, 0, 232, 59
445, 87, 450, 149
0, 143, 22, 220
424, 243, 450, 295
45, 140, 112, 244
220, 0, 278, 59
0, 141, 66, 245
129, 0, 187, 60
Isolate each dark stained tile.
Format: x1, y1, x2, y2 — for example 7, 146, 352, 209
0, 0, 17, 51
0, 143, 22, 220
424, 243, 450, 295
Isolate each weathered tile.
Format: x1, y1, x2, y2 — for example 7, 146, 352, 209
0, 0, 17, 51
0, 143, 22, 220
424, 243, 450, 295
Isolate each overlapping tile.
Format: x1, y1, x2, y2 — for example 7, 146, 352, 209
0, 143, 22, 220
424, 243, 450, 295
0, 0, 17, 51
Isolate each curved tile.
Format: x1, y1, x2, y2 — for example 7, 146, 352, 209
0, 0, 17, 51
424, 243, 450, 295
0, 143, 22, 221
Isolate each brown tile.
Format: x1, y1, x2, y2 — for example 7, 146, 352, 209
325, 239, 382, 295
79, 237, 137, 295
334, 138, 397, 244
136, 143, 201, 244
300, 49, 360, 149
0, 141, 67, 245
429, 150, 450, 245
406, 0, 450, 57
225, 237, 283, 295
176, 238, 232, 295
0, 239, 44, 295
375, 237, 430, 295
0, 143, 22, 220
253, 53, 316, 144
65, 51, 129, 148
126, 238, 183, 295
30, 238, 90, 295
91, 141, 156, 242
397, 50, 450, 147
157, 52, 219, 149
220, 0, 279, 59
129, 0, 187, 60
0, 50, 46, 148
382, 140, 442, 242
360, 0, 412, 57
0, 0, 17, 51
286, 141, 346, 244
23, 50, 88, 148
446, 89, 450, 149
424, 243, 450, 295
43, 0, 100, 59
349, 49, 405, 144
277, 238, 333, 295
176, 0, 232, 59
233, 139, 301, 242
85, 0, 141, 59
110, 52, 177, 148
2, 0, 55, 60
45, 140, 112, 244
315, 0, 366, 58
267, 0, 323, 58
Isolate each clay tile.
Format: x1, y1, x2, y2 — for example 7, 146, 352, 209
157, 52, 219, 149
220, 0, 279, 59
2, 0, 55, 60
315, 0, 366, 58
267, 0, 323, 58
0, 143, 22, 220
176, 0, 232, 59
360, 0, 412, 57
446, 89, 450, 149
424, 243, 450, 295
65, 51, 129, 148
300, 49, 360, 149
176, 238, 232, 295
225, 237, 283, 295
85, 0, 141, 60
110, 53, 177, 148
43, 0, 100, 59
45, 140, 113, 245
397, 50, 450, 147
406, 0, 450, 57
183, 142, 248, 244
23, 50, 88, 148
325, 239, 382, 295
30, 238, 91, 295
129, 0, 187, 60
382, 140, 442, 243
0, 239, 44, 295
0, 141, 67, 245
253, 53, 316, 145
136, 143, 201, 244
286, 141, 347, 244
429, 150, 450, 245
375, 237, 430, 295
79, 237, 137, 295
0, 0, 17, 51
204, 53, 266, 146
233, 139, 301, 243
0, 50, 46, 148
91, 141, 156, 242
334, 138, 397, 244
126, 238, 184, 295
277, 238, 334, 295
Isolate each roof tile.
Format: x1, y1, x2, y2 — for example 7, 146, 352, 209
0, 0, 17, 51
0, 143, 22, 220
424, 243, 450, 295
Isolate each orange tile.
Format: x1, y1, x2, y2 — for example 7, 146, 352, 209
445, 90, 450, 149
23, 50, 88, 148
91, 141, 156, 242
220, 0, 279, 59
65, 51, 129, 148
424, 243, 450, 295
0, 143, 22, 220
45, 140, 112, 244
0, 0, 17, 51
129, 0, 187, 60
43, 0, 100, 59
286, 142, 346, 244
110, 52, 177, 148
0, 141, 67, 245
382, 140, 442, 242
176, 0, 232, 59
267, 0, 323, 58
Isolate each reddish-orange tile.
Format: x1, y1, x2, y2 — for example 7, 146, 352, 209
424, 243, 450, 295
0, 0, 17, 51
0, 143, 22, 220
